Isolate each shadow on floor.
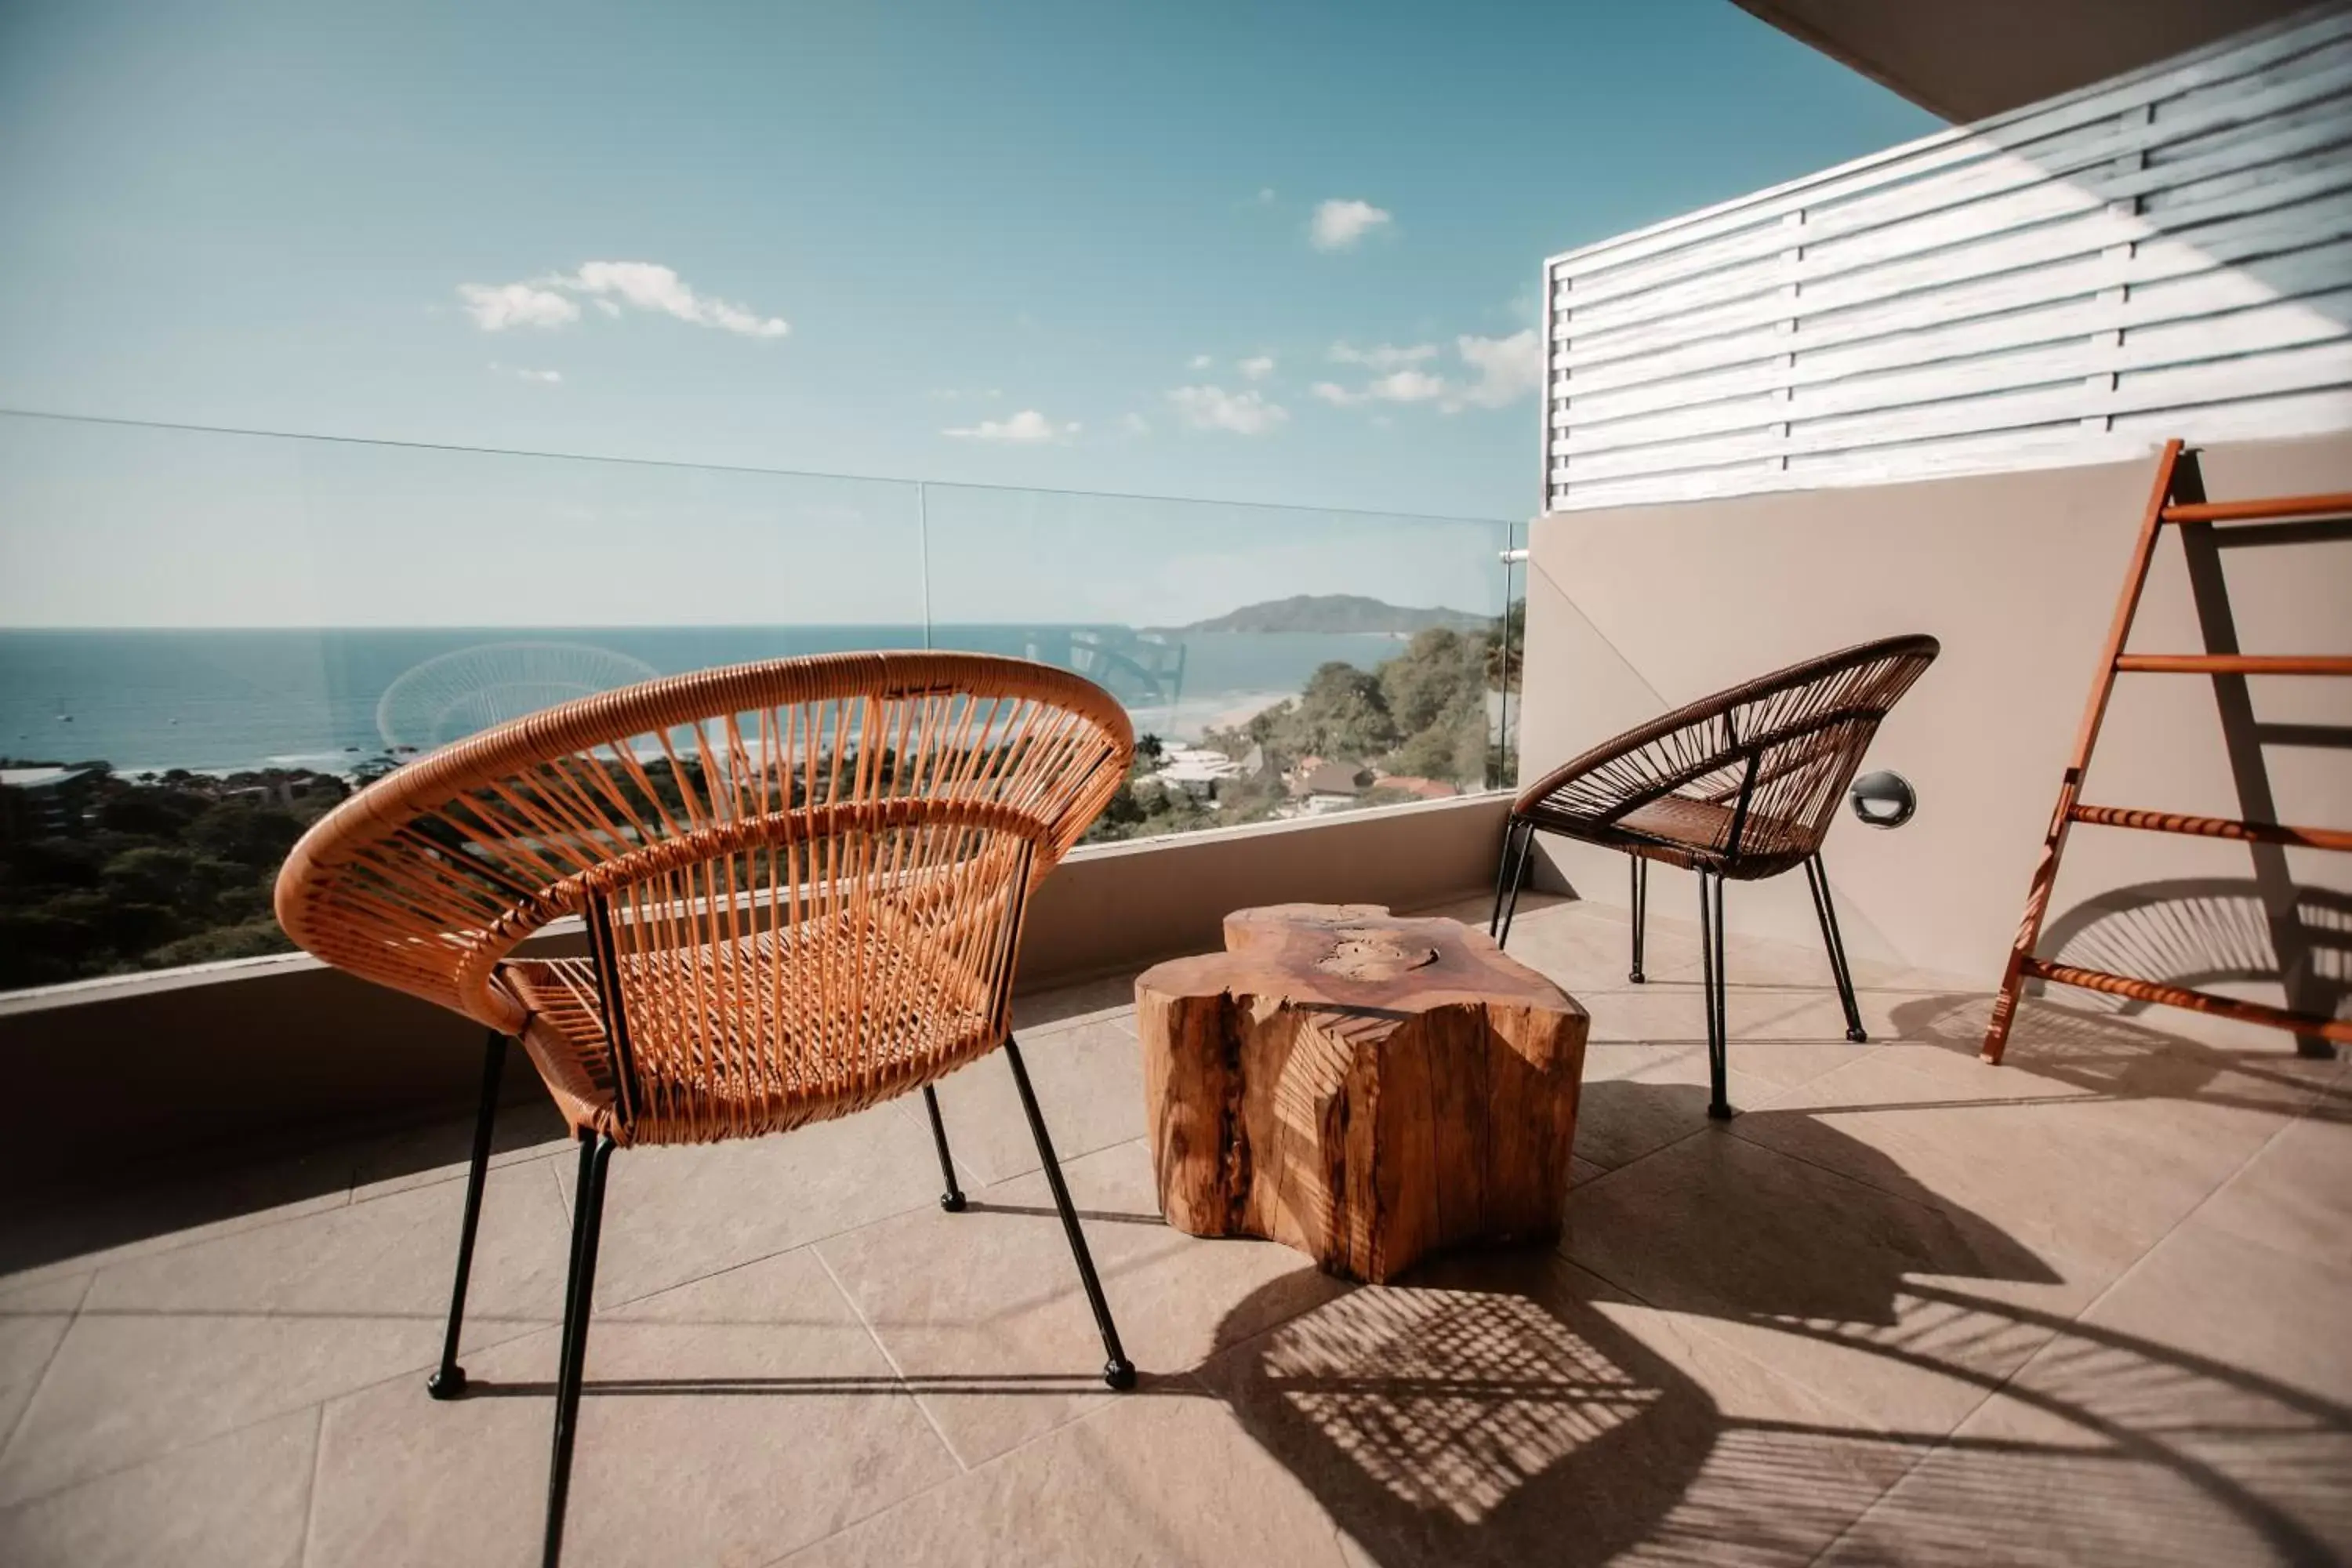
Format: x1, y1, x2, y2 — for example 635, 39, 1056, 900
5, 978, 1138, 1276
1207, 1072, 2347, 1565
1889, 991, 2348, 1124
2038, 879, 2350, 1043
1204, 1080, 2053, 1565
1207, 1249, 1723, 1567
0, 1088, 569, 1275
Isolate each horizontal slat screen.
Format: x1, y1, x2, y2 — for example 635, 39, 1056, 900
1543, 5, 2352, 513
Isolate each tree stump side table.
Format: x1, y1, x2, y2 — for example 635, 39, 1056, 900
1135, 903, 1589, 1284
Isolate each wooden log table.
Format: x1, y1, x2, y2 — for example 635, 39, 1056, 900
1135, 904, 1589, 1284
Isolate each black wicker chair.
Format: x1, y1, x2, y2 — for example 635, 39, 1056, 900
1491, 634, 1940, 1119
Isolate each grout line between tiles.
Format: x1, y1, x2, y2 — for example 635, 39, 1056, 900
345, 1140, 576, 1207
597, 1178, 950, 1315
892, 1092, 1000, 1192
757, 1363, 1222, 1568
808, 1245, 969, 1475
0, 1302, 563, 1520
2042, 1099, 2310, 1341
0, 1270, 93, 1477
1561, 1209, 1956, 1568
296, 1401, 327, 1568
1717, 1123, 1955, 1221
3, 1141, 582, 1294
1, 1405, 289, 1521
1802, 1061, 2331, 1566
1795, 1408, 1968, 1568
2, 1200, 343, 1290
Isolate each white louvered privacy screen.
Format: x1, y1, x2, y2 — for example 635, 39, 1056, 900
1542, 5, 2352, 513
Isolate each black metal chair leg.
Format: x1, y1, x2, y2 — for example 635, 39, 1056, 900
922, 1084, 967, 1212
1488, 817, 1525, 938
1003, 1036, 1135, 1391
1806, 855, 1868, 1044
428, 1030, 506, 1401
1495, 821, 1536, 949
1629, 856, 1649, 983
1699, 871, 1733, 1120
544, 1131, 615, 1568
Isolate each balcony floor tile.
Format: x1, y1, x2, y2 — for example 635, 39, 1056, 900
0, 1406, 315, 1568
551, 1100, 947, 1310
814, 1138, 1347, 1470
780, 1384, 1354, 1568
3, 890, 2344, 1564
903, 1016, 1145, 1189
1197, 1249, 1922, 1568
303, 1247, 960, 1568
1817, 1210, 2352, 1565
0, 1153, 572, 1510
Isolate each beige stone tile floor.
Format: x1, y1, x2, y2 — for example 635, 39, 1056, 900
2, 889, 2347, 1566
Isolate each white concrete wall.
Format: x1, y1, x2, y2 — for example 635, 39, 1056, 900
1516, 431, 2352, 991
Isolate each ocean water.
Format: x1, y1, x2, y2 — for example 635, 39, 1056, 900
0, 625, 1414, 775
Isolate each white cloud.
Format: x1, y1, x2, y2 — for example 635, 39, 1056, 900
1311, 371, 1442, 407
1329, 341, 1437, 369
1169, 385, 1289, 435
1238, 354, 1276, 381
557, 261, 789, 338
1446, 328, 1542, 410
1311, 329, 1544, 415
944, 409, 1078, 442
488, 362, 563, 384
1121, 412, 1151, 435
1370, 369, 1448, 403
1189, 354, 1214, 370
1311, 198, 1392, 250
1256, 187, 1276, 205
458, 282, 580, 331
458, 262, 788, 339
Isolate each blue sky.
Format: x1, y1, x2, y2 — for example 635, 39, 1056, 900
0, 0, 1936, 625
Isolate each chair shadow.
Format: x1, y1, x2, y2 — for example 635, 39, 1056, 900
1204, 1249, 1726, 1567
2035, 877, 2350, 1059
1202, 1071, 2347, 1566
385, 1051, 2343, 1566
1888, 989, 2350, 1125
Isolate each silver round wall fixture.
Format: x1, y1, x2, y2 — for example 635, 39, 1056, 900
1849, 770, 1917, 829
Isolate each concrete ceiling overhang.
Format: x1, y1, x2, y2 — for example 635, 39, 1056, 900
1731, 0, 2325, 122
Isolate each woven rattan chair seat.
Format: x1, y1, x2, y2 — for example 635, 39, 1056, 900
499, 912, 1000, 1145
274, 651, 1133, 1146
1522, 793, 1805, 878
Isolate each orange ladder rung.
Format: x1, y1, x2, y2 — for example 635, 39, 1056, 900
2021, 960, 2352, 1046
2161, 493, 2352, 524
2067, 803, 2352, 852
2114, 653, 2352, 676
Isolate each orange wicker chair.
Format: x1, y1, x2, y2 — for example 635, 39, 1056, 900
275, 652, 1136, 1567
1490, 634, 1939, 1120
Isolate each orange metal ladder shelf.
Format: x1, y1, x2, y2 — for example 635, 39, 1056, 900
1981, 438, 2352, 1062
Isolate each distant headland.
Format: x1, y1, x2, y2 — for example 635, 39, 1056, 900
1167, 594, 1487, 637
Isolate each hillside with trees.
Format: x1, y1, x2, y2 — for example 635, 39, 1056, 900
2, 600, 1525, 986
1083, 606, 1521, 844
